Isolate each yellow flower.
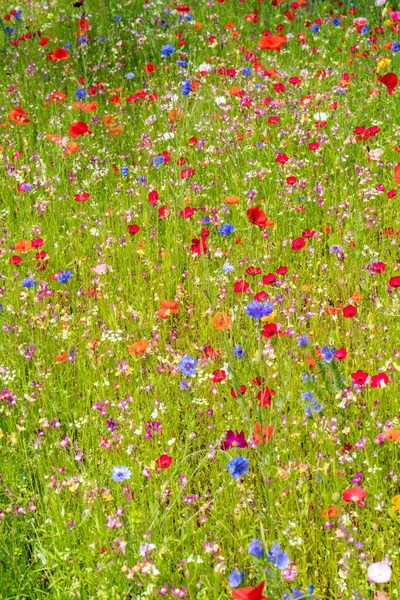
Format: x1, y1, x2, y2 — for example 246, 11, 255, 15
391, 495, 400, 512
377, 58, 392, 72
384, 19, 393, 26
261, 310, 277, 323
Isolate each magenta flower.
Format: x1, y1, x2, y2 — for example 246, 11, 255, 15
220, 430, 247, 450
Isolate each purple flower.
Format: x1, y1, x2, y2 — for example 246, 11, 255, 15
220, 430, 247, 450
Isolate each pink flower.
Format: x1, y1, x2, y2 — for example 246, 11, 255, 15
367, 561, 392, 584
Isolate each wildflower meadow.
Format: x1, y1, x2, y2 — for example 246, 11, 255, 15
1, 0, 400, 598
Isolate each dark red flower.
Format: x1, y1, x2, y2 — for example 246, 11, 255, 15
291, 237, 305, 251
230, 385, 247, 398
334, 348, 347, 360
302, 228, 315, 238
370, 373, 389, 388
247, 207, 268, 228
276, 266, 288, 275
389, 276, 400, 288
372, 262, 386, 274
127, 225, 140, 235
377, 72, 398, 95
148, 190, 159, 205
246, 266, 262, 276
234, 280, 250, 293
257, 387, 275, 406
262, 323, 277, 338
351, 370, 368, 385
212, 369, 226, 383
10, 255, 21, 265
179, 206, 195, 218
262, 273, 276, 285
156, 454, 173, 469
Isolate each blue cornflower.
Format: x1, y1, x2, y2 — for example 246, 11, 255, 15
178, 355, 198, 377
111, 466, 132, 482
218, 224, 235, 236
305, 405, 312, 418
97, 36, 105, 42
329, 244, 342, 254
14, 10, 22, 19
311, 397, 322, 413
222, 262, 235, 274
301, 391, 316, 402
203, 216, 210, 224
311, 24, 320, 34
77, 36, 89, 43
248, 538, 264, 558
228, 568, 241, 588
233, 345, 245, 359
180, 380, 189, 391
320, 344, 336, 363
361, 25, 370, 34
5, 27, 14, 34
136, 175, 147, 183
184, 14, 192, 21
121, 166, 129, 176
159, 19, 168, 26
392, 42, 400, 52
114, 15, 122, 21
22, 278, 37, 289
245, 300, 274, 320
177, 60, 187, 67
180, 80, 191, 96
161, 44, 175, 56
332, 18, 341, 26
64, 42, 73, 49
57, 271, 73, 284
125, 72, 135, 79
268, 543, 290, 570
226, 456, 249, 479
75, 88, 86, 99
153, 155, 165, 168
242, 67, 252, 76
297, 334, 309, 347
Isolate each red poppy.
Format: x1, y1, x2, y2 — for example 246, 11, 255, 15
9, 107, 30, 125
351, 370, 368, 385
69, 122, 91, 138
246, 266, 262, 276
276, 266, 288, 275
286, 176, 297, 185
47, 47, 70, 61
127, 225, 140, 235
343, 305, 357, 318
370, 373, 389, 388
308, 142, 319, 151
39, 37, 49, 47
302, 228, 315, 238
203, 346, 218, 359
342, 487, 366, 505
144, 62, 155, 74
258, 33, 287, 51
252, 422, 274, 444
179, 207, 195, 219
291, 237, 305, 251
231, 385, 247, 398
148, 190, 159, 205
257, 387, 275, 406
334, 348, 347, 360
372, 262, 386, 274
234, 280, 250, 293
212, 369, 226, 383
276, 153, 289, 164
232, 581, 269, 600
156, 454, 173, 469
74, 192, 90, 202
31, 238, 44, 249
389, 276, 400, 288
262, 273, 276, 285
254, 291, 269, 302
377, 72, 398, 95
10, 255, 21, 265
247, 207, 267, 228
262, 323, 277, 338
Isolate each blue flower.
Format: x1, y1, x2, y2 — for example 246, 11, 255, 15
248, 538, 264, 558
125, 72, 135, 79
57, 271, 73, 284
122, 166, 129, 176
180, 380, 189, 391
177, 60, 187, 67
228, 568, 241, 588
180, 80, 191, 96
226, 456, 249, 479
245, 300, 274, 320
114, 15, 122, 21
320, 344, 336, 363
301, 391, 315, 402
392, 41, 400, 52
5, 27, 14, 34
14, 10, 22, 19
153, 156, 165, 168
297, 334, 309, 347
64, 42, 73, 49
268, 543, 289, 570
242, 68, 252, 76
233, 345, 245, 359
22, 278, 37, 289
203, 216, 210, 224
77, 36, 89, 44
332, 18, 340, 26
218, 224, 235, 236
178, 355, 198, 377
329, 244, 342, 254
311, 24, 320, 34
75, 88, 86, 99
222, 262, 235, 273
161, 44, 175, 56
111, 466, 132, 482
361, 25, 370, 34
184, 14, 192, 21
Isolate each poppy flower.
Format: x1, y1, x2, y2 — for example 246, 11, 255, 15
389, 276, 400, 288
157, 300, 179, 319
342, 486, 366, 505
258, 34, 287, 51
276, 266, 288, 275
372, 261, 386, 274
253, 422, 274, 444
291, 237, 305, 251
262, 323, 277, 338
47, 47, 70, 61
211, 311, 232, 330
75, 192, 90, 202
224, 195, 240, 205
234, 280, 250, 293
179, 206, 195, 219
231, 385, 247, 398
302, 228, 315, 238
15, 239, 32, 253
212, 369, 226, 383
384, 428, 400, 442
231, 581, 269, 600
69, 121, 91, 138
377, 72, 398, 95
156, 454, 173, 469
128, 340, 149, 355
370, 373, 389, 388
262, 273, 276, 285
254, 291, 269, 302
351, 370, 368, 385
247, 207, 268, 228
334, 348, 347, 360
246, 266, 262, 276
127, 224, 140, 235
321, 505, 339, 518
343, 305, 357, 318
148, 190, 159, 205
9, 107, 30, 125
257, 387, 275, 406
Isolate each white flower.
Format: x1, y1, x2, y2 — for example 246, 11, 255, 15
367, 561, 392, 584
369, 148, 384, 161
198, 62, 211, 72
215, 96, 227, 106
313, 111, 328, 121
